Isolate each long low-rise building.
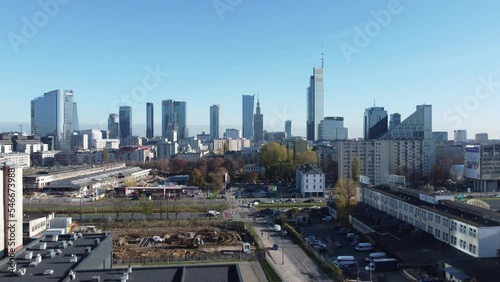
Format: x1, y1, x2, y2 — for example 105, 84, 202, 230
362, 185, 500, 258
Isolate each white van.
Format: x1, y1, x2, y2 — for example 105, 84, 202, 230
333, 256, 356, 266
355, 242, 373, 251
365, 252, 386, 261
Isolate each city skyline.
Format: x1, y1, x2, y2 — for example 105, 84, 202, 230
1, 1, 500, 138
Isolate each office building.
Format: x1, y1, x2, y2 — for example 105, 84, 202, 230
264, 131, 286, 142
389, 113, 401, 130
0, 162, 23, 259
363, 106, 388, 140
146, 102, 154, 138
465, 144, 500, 192
319, 117, 348, 141
31, 90, 79, 150
162, 100, 187, 140
285, 120, 292, 138
107, 113, 120, 139
253, 99, 263, 144
210, 104, 220, 139
224, 128, 240, 139
119, 106, 132, 139
454, 130, 467, 144
379, 104, 432, 140
306, 66, 324, 142
212, 138, 251, 155
432, 131, 448, 142
242, 95, 255, 140
475, 133, 488, 143
157, 141, 178, 160
296, 164, 325, 198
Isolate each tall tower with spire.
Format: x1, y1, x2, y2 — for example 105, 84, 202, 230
253, 97, 264, 145
306, 49, 325, 142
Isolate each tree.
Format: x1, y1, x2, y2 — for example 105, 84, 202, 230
103, 148, 110, 163
170, 158, 187, 174
244, 171, 259, 183
324, 160, 339, 185
422, 184, 435, 193
295, 149, 318, 165
154, 198, 166, 220
429, 164, 446, 185
112, 197, 127, 221
139, 197, 153, 219
351, 155, 360, 183
124, 178, 137, 187
259, 142, 288, 167
333, 178, 358, 218
189, 168, 206, 187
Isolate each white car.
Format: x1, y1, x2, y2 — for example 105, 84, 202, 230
321, 216, 333, 221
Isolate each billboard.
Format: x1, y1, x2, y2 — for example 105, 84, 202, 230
465, 145, 481, 179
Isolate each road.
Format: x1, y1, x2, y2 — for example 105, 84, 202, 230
253, 220, 330, 282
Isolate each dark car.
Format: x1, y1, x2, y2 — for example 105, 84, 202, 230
273, 244, 279, 250
303, 199, 315, 203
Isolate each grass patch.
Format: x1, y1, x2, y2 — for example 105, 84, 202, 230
260, 259, 282, 282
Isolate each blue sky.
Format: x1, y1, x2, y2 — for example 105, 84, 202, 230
1, 0, 500, 139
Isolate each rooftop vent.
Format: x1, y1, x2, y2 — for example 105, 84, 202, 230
69, 269, 76, 280
39, 242, 47, 250
91, 276, 101, 282
85, 246, 92, 254
94, 238, 100, 244
17, 268, 26, 276
69, 254, 78, 263
25, 251, 33, 260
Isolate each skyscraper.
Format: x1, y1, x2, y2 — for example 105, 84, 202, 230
107, 113, 120, 139
306, 66, 324, 142
389, 113, 401, 130
253, 98, 264, 144
285, 120, 292, 138
379, 105, 432, 140
363, 106, 388, 140
210, 104, 220, 139
242, 95, 255, 140
319, 117, 348, 140
31, 89, 79, 150
119, 106, 132, 139
146, 102, 154, 138
162, 100, 187, 140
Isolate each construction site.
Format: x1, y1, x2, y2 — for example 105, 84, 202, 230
100, 221, 260, 264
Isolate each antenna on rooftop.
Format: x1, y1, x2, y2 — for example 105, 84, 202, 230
321, 45, 324, 68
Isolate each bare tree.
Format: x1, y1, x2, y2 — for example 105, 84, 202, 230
154, 197, 166, 220
112, 197, 127, 221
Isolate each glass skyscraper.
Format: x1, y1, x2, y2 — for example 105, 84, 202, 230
107, 113, 120, 139
285, 120, 292, 138
364, 107, 388, 140
146, 102, 154, 138
306, 67, 324, 142
242, 95, 255, 140
379, 105, 432, 139
31, 89, 79, 150
162, 100, 187, 140
119, 106, 132, 139
210, 104, 220, 139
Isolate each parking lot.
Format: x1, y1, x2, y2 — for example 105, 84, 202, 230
298, 214, 411, 281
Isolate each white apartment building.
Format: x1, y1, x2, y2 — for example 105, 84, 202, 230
174, 152, 202, 162
16, 142, 48, 154
212, 138, 251, 155
334, 139, 436, 185
363, 186, 500, 258
0, 153, 30, 168
0, 144, 12, 154
296, 164, 325, 198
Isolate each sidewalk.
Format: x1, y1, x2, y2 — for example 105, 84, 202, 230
253, 222, 331, 282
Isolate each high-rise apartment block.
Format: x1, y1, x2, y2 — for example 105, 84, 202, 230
454, 130, 467, 144
224, 128, 240, 139
31, 90, 79, 150
242, 95, 255, 140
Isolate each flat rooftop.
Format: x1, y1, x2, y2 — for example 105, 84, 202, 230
443, 257, 500, 281
367, 186, 500, 227
0, 233, 110, 282
75, 264, 243, 282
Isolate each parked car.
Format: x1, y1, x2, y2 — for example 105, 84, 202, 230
322, 216, 333, 221
303, 199, 315, 203
346, 233, 357, 240
337, 228, 350, 235
273, 244, 279, 250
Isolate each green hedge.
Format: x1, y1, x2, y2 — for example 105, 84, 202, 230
260, 259, 282, 282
